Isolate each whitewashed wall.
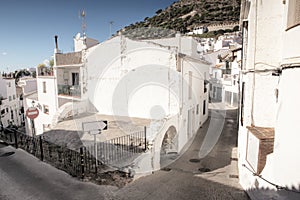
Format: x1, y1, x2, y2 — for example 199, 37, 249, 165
0, 79, 21, 127
270, 0, 300, 190
238, 0, 300, 197
31, 77, 58, 135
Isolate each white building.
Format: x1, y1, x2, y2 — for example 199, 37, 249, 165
205, 44, 241, 107
238, 0, 300, 199
213, 32, 242, 51
187, 26, 208, 35
27, 33, 210, 173
0, 76, 22, 128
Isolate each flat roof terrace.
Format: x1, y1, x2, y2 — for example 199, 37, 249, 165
43, 113, 151, 150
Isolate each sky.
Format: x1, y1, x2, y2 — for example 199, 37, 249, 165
0, 0, 175, 72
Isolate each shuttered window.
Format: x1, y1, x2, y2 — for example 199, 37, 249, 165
287, 0, 300, 30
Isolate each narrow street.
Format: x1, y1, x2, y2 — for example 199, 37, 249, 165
0, 106, 248, 200
113, 107, 249, 200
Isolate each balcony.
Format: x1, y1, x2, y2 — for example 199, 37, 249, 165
58, 85, 81, 98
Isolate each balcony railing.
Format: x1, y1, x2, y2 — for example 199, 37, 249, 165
58, 85, 81, 97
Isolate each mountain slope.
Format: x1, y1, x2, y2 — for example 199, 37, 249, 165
121, 0, 241, 38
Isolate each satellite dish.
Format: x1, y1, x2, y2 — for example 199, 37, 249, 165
75, 33, 81, 40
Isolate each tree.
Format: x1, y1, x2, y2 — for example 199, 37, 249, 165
49, 59, 54, 67
233, 25, 239, 32
156, 9, 163, 15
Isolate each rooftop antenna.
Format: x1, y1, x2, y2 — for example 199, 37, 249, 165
109, 21, 114, 37
79, 9, 87, 37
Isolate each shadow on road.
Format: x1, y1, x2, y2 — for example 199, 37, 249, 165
113, 107, 249, 200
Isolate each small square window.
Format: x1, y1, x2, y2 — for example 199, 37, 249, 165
43, 82, 47, 93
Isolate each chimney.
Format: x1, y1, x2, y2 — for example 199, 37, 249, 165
54, 35, 59, 53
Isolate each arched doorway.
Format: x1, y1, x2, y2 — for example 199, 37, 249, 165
160, 126, 178, 168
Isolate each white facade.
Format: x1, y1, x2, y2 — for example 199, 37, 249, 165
207, 47, 241, 107
29, 33, 210, 172
74, 33, 99, 52
85, 35, 210, 172
238, 0, 300, 199
187, 26, 207, 35
0, 77, 22, 127
20, 74, 58, 136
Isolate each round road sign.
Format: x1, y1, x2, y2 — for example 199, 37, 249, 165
26, 107, 39, 119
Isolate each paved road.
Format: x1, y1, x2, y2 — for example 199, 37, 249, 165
113, 108, 249, 200
0, 144, 116, 200
0, 107, 249, 200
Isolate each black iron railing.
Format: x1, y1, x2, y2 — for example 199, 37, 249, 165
58, 85, 81, 97
0, 127, 147, 179
85, 130, 146, 166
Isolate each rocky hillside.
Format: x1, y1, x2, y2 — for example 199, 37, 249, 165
121, 0, 241, 39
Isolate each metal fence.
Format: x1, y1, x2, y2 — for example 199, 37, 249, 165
85, 130, 146, 167
0, 127, 146, 179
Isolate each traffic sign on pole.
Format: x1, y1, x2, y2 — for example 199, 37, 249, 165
26, 107, 39, 120
82, 121, 108, 134
82, 120, 108, 167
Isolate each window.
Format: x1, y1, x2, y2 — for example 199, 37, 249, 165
203, 100, 206, 115
8, 82, 11, 87
9, 96, 11, 101
287, 0, 300, 30
72, 72, 79, 86
43, 105, 49, 114
13, 95, 15, 100
188, 71, 192, 100
43, 82, 46, 93
1, 109, 5, 115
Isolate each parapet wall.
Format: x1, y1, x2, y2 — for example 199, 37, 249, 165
207, 22, 239, 32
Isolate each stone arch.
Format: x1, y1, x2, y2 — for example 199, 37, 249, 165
160, 126, 178, 167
